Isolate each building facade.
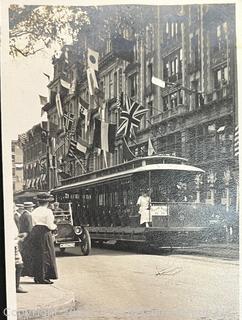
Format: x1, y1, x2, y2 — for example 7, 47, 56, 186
21, 123, 48, 192
11, 140, 24, 193
39, 4, 238, 212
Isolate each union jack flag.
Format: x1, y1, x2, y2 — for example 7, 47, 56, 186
116, 96, 148, 138
64, 112, 74, 132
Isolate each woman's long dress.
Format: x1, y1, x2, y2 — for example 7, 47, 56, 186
22, 207, 58, 281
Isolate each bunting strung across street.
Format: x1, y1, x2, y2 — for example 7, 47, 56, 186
93, 118, 116, 153
116, 95, 148, 138
63, 112, 74, 132
56, 93, 63, 117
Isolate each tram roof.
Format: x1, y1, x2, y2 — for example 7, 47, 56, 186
52, 163, 204, 193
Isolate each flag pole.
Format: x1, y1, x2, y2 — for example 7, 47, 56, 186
70, 151, 86, 173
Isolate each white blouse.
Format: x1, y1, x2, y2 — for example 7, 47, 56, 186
31, 207, 57, 231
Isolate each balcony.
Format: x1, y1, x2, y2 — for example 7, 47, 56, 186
204, 84, 232, 104
150, 104, 189, 124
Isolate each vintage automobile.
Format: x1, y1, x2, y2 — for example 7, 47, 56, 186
52, 202, 91, 255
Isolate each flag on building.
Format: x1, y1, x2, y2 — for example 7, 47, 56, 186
116, 96, 148, 138
87, 67, 99, 96
64, 112, 74, 132
78, 99, 89, 136
68, 138, 87, 157
56, 93, 63, 117
116, 92, 124, 110
122, 137, 135, 161
39, 95, 48, 106
87, 48, 99, 71
60, 78, 71, 90
234, 125, 239, 157
41, 128, 48, 144
148, 138, 155, 156
93, 119, 116, 153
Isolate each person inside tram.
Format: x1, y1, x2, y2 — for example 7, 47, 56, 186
137, 189, 151, 227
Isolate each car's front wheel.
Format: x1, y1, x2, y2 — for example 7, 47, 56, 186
79, 228, 91, 256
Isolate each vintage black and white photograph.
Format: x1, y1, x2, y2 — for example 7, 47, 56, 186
1, 1, 240, 319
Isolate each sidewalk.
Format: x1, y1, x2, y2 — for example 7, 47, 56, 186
17, 278, 76, 320
174, 243, 239, 260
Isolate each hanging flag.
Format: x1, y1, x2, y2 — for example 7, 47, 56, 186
148, 138, 155, 156
116, 96, 148, 138
56, 93, 63, 117
151, 76, 166, 88
87, 68, 99, 96
68, 138, 87, 156
39, 95, 48, 106
116, 92, 124, 110
41, 128, 48, 144
60, 79, 71, 90
234, 125, 239, 157
64, 112, 74, 132
77, 101, 88, 137
93, 119, 116, 153
122, 137, 135, 161
87, 48, 99, 71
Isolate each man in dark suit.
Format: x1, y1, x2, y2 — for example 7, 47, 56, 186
14, 204, 25, 231
19, 202, 35, 234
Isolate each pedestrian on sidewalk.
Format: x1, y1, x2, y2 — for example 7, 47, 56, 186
14, 221, 28, 293
19, 202, 35, 234
14, 204, 25, 231
22, 193, 58, 284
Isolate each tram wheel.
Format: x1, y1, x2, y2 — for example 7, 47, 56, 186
80, 228, 91, 256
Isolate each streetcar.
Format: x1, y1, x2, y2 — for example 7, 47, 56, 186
51, 155, 226, 249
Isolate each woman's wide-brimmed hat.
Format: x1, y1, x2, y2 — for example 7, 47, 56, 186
35, 192, 54, 202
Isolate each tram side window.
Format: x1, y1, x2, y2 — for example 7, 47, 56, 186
98, 193, 105, 206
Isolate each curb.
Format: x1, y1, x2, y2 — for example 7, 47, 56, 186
17, 287, 76, 320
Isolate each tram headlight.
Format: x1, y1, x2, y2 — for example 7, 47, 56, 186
74, 226, 82, 235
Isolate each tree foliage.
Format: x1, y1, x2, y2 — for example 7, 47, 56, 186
9, 5, 155, 57
9, 5, 90, 57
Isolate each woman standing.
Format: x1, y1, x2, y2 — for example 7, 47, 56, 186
22, 193, 58, 284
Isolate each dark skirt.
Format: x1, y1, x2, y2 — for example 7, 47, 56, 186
22, 225, 58, 280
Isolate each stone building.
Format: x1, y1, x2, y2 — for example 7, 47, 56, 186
11, 140, 24, 193
21, 123, 48, 192
42, 4, 238, 211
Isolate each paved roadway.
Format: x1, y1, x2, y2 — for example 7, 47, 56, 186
52, 247, 239, 320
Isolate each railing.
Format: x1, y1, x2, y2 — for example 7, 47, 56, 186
150, 104, 189, 124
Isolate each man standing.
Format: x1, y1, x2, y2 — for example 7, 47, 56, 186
14, 204, 25, 231
19, 202, 35, 234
